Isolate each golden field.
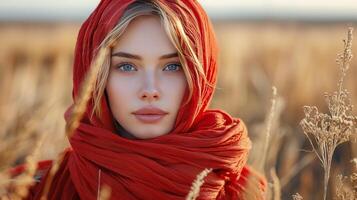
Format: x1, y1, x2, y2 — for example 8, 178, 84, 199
0, 21, 356, 199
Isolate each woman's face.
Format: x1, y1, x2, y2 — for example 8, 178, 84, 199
106, 15, 187, 139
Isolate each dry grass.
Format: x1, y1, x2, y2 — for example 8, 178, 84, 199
186, 168, 213, 200
270, 168, 281, 200
334, 158, 357, 200
299, 27, 357, 200
292, 193, 303, 200
97, 169, 112, 200
259, 86, 278, 173
98, 185, 112, 200
0, 22, 357, 199
65, 47, 110, 138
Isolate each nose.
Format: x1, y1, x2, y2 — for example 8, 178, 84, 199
141, 88, 160, 102
139, 72, 160, 102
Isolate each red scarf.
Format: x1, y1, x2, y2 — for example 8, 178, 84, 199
15, 0, 266, 199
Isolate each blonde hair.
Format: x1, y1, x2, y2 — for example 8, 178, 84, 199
91, 0, 213, 120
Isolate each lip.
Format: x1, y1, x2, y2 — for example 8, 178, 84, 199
132, 106, 168, 124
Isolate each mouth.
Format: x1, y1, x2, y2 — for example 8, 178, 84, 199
132, 106, 168, 124
132, 114, 167, 123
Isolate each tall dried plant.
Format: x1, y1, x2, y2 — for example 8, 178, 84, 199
292, 193, 303, 200
270, 168, 281, 200
259, 86, 280, 200
185, 168, 212, 200
1, 132, 45, 199
259, 86, 278, 173
334, 158, 357, 200
248, 86, 284, 200
300, 27, 357, 200
41, 47, 110, 199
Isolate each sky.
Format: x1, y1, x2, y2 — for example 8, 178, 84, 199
1, 0, 357, 21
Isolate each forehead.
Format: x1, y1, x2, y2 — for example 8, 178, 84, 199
112, 15, 176, 55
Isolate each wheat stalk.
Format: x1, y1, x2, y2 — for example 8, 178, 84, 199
185, 168, 212, 200
3, 131, 45, 199
270, 168, 281, 200
40, 47, 110, 199
97, 169, 111, 200
299, 27, 357, 200
98, 185, 111, 200
259, 86, 278, 173
65, 47, 109, 138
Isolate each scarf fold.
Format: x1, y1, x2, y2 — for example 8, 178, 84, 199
14, 0, 267, 199
65, 110, 252, 199
26, 111, 252, 200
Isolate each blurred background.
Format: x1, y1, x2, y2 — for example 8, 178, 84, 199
1, 0, 356, 199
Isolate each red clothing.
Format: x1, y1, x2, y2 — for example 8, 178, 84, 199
9, 0, 267, 199
10, 149, 266, 199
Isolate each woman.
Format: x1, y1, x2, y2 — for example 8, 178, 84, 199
10, 0, 267, 199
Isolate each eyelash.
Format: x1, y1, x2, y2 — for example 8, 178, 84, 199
116, 62, 182, 72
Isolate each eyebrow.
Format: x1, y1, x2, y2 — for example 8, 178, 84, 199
111, 51, 178, 60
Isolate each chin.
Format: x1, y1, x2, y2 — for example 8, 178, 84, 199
133, 128, 169, 139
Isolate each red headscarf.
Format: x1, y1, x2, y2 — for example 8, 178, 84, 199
15, 0, 267, 199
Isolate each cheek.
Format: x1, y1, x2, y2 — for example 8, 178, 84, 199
161, 74, 187, 107
106, 74, 137, 111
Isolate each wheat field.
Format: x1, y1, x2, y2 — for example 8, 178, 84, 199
0, 21, 356, 199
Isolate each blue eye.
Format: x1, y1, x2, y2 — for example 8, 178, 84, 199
117, 63, 137, 72
163, 63, 181, 71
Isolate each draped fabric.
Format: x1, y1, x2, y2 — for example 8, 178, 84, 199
10, 0, 267, 199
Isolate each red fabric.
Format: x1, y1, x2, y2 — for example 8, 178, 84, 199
9, 160, 52, 178
15, 0, 266, 199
